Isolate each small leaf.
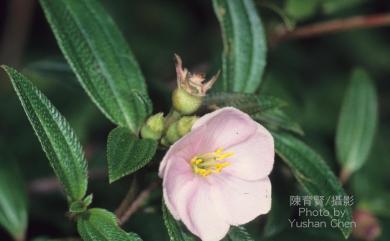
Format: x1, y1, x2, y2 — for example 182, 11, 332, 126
273, 132, 352, 238
0, 159, 28, 240
222, 226, 254, 241
39, 0, 152, 133
254, 109, 304, 135
107, 127, 157, 183
2, 66, 88, 202
336, 69, 378, 176
77, 208, 141, 241
204, 92, 286, 114
213, 0, 267, 93
162, 203, 197, 241
69, 194, 93, 214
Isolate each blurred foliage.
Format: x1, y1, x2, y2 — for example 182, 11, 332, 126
0, 0, 389, 240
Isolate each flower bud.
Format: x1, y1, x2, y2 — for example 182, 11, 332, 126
177, 116, 199, 136
165, 121, 181, 144
141, 113, 165, 140
352, 209, 381, 241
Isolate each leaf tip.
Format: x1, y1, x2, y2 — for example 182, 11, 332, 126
0, 64, 10, 73
108, 174, 120, 184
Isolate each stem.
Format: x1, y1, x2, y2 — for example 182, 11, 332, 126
114, 177, 137, 217
14, 232, 26, 241
339, 168, 351, 185
29, 169, 106, 194
270, 13, 390, 45
118, 180, 160, 225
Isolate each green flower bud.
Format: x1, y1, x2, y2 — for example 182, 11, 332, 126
172, 88, 202, 115
141, 112, 165, 140
177, 116, 199, 136
165, 121, 181, 144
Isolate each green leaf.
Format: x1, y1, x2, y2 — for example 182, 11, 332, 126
162, 203, 197, 241
285, 0, 319, 20
273, 132, 352, 238
0, 160, 28, 240
39, 0, 152, 133
322, 0, 365, 14
107, 127, 157, 183
2, 66, 88, 202
204, 92, 286, 114
254, 109, 304, 135
77, 208, 141, 241
212, 0, 267, 93
336, 69, 378, 175
222, 227, 254, 241
32, 238, 79, 241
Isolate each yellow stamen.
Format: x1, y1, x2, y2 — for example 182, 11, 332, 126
190, 148, 233, 177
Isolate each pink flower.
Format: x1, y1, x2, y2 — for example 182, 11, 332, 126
159, 107, 274, 241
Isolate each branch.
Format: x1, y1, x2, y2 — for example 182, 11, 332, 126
114, 177, 137, 217
28, 168, 106, 194
339, 168, 351, 185
118, 180, 160, 225
270, 13, 390, 45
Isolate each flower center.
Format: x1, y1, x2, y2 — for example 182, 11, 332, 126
190, 148, 233, 177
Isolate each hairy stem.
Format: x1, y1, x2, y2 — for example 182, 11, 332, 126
270, 13, 390, 45
29, 169, 105, 194
339, 169, 351, 185
114, 177, 138, 217
118, 180, 160, 225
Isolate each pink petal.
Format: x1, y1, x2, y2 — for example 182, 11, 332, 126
193, 108, 257, 153
211, 176, 271, 226
224, 124, 274, 180
159, 107, 275, 240
170, 178, 200, 236
162, 156, 193, 219
163, 188, 180, 219
188, 185, 230, 241
192, 107, 246, 130
159, 125, 205, 176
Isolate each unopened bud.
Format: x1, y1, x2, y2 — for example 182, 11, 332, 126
165, 121, 181, 144
352, 209, 381, 241
177, 116, 198, 136
141, 113, 165, 140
